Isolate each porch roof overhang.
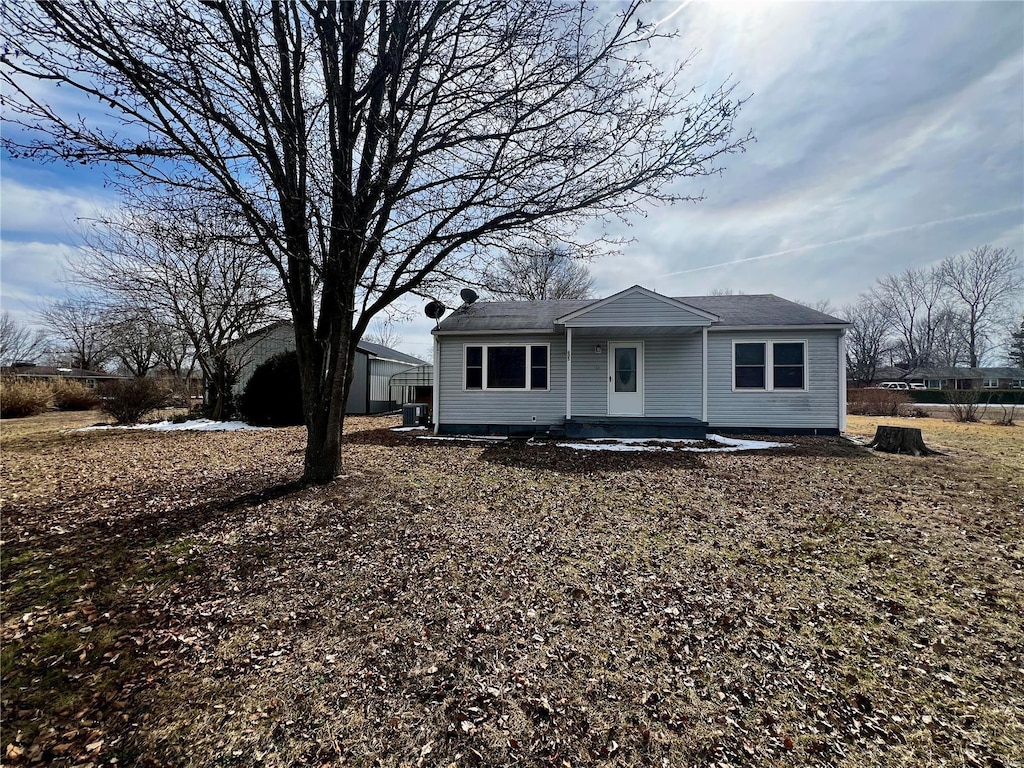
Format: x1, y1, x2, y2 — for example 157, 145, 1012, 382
556, 285, 718, 328
564, 324, 704, 337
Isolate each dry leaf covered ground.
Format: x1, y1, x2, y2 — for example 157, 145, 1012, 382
2, 411, 1022, 767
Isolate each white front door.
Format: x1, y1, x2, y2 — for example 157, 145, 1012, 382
608, 342, 644, 416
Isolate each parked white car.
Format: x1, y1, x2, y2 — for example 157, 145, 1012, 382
877, 381, 910, 390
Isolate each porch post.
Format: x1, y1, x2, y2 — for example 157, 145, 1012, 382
701, 326, 708, 423
565, 327, 572, 420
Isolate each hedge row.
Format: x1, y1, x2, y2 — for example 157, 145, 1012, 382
906, 389, 1024, 405
0, 377, 100, 418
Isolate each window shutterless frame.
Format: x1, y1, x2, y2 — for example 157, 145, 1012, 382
731, 339, 808, 392
463, 343, 550, 391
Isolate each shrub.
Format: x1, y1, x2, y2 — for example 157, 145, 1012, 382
51, 377, 100, 411
847, 388, 911, 417
98, 378, 169, 425
239, 351, 304, 427
944, 388, 981, 423
992, 403, 1018, 427
0, 377, 53, 418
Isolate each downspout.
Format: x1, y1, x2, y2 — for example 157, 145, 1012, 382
839, 329, 847, 433
432, 336, 440, 434
701, 326, 708, 423
565, 327, 572, 421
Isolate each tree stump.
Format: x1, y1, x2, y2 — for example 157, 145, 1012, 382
867, 426, 941, 456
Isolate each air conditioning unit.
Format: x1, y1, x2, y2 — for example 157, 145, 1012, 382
402, 402, 427, 427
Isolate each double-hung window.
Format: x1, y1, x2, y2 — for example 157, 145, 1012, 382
464, 344, 549, 390
733, 340, 807, 391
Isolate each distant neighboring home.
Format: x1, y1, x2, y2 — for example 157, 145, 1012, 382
864, 366, 1024, 390
0, 363, 127, 389
430, 285, 850, 438
228, 321, 427, 415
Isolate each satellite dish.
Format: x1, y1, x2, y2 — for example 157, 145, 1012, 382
424, 300, 446, 319
460, 288, 479, 305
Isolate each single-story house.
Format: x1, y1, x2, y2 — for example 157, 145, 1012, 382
430, 285, 850, 438
0, 364, 127, 388
228, 321, 428, 415
866, 366, 1024, 390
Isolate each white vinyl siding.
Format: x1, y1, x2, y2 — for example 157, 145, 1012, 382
563, 292, 711, 327
438, 334, 565, 426
708, 330, 840, 429
570, 333, 702, 418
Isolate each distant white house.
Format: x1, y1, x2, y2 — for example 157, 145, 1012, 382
228, 321, 427, 415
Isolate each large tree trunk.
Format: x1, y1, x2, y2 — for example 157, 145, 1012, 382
294, 305, 358, 484
868, 426, 941, 456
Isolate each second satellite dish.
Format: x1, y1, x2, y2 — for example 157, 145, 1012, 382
460, 288, 479, 305
424, 300, 446, 319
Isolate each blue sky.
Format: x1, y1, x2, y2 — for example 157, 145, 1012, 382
2, 1, 1022, 363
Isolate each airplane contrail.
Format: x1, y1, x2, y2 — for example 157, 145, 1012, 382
652, 0, 691, 29
660, 206, 1024, 277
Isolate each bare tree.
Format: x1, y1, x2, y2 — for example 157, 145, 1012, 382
104, 305, 160, 377
152, 320, 195, 379
2, 2, 751, 482
929, 307, 971, 367
939, 245, 1023, 367
843, 295, 891, 387
710, 288, 744, 296
797, 298, 836, 315
871, 266, 947, 368
483, 246, 595, 301
74, 193, 283, 419
0, 311, 46, 366
363, 319, 404, 350
37, 296, 114, 371
1008, 316, 1024, 368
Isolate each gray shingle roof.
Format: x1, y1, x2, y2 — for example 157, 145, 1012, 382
433, 294, 848, 333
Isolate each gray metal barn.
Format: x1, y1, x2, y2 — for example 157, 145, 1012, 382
228, 322, 427, 415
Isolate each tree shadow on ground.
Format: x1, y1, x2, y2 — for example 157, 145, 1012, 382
1, 472, 319, 764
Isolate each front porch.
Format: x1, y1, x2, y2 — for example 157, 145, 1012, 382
563, 415, 708, 439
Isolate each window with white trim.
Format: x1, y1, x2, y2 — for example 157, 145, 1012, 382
464, 344, 549, 390
982, 377, 999, 389
733, 340, 807, 391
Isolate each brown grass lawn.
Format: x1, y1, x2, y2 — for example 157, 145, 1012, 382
1, 411, 1021, 767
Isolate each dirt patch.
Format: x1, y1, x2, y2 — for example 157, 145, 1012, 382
2, 413, 1021, 767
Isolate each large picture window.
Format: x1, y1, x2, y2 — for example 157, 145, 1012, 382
464, 344, 549, 390
733, 340, 807, 391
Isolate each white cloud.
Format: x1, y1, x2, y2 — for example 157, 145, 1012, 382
0, 239, 81, 320
0, 177, 112, 240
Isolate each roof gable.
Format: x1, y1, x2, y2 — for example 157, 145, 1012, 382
556, 285, 719, 327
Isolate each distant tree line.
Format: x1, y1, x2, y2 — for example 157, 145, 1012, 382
842, 245, 1022, 386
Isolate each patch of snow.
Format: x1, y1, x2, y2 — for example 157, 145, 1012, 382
79, 419, 271, 432
552, 434, 790, 453
556, 441, 671, 452
391, 426, 428, 432
704, 434, 789, 450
